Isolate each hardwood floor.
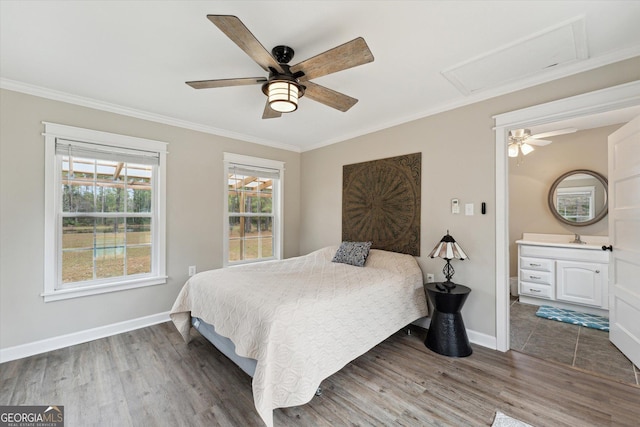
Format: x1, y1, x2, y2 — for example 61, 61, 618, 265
2, 322, 639, 426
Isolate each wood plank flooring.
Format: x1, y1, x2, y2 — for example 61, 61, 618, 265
2, 322, 639, 426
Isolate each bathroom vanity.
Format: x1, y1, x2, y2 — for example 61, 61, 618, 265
517, 233, 610, 316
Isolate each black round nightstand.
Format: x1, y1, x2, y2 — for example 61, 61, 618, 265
424, 282, 472, 357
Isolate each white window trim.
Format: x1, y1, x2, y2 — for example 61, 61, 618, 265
43, 122, 168, 302
223, 152, 284, 267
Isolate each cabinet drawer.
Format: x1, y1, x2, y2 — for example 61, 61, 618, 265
520, 257, 553, 272
520, 269, 553, 285
519, 282, 552, 299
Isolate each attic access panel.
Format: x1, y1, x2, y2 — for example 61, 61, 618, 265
442, 17, 588, 96
342, 153, 421, 256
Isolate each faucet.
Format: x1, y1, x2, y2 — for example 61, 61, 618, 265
571, 233, 586, 244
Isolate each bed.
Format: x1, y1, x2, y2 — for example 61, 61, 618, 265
170, 245, 428, 427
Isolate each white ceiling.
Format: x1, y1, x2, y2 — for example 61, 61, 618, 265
1, 1, 639, 152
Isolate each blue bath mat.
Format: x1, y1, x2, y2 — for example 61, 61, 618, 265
535, 305, 609, 331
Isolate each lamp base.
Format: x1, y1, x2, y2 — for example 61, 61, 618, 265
443, 259, 456, 283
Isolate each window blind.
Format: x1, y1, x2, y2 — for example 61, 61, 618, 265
56, 138, 160, 165
229, 164, 280, 180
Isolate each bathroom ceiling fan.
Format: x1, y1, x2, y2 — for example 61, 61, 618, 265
185, 15, 374, 119
508, 128, 577, 157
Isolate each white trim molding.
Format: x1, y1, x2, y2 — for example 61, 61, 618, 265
222, 152, 285, 267
43, 122, 168, 302
467, 329, 498, 350
493, 80, 640, 352
0, 311, 171, 363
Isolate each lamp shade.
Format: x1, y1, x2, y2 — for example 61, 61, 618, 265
428, 231, 468, 260
268, 81, 299, 113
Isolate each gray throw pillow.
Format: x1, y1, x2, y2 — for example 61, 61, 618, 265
332, 241, 372, 267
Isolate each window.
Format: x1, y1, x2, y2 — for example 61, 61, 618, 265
556, 186, 596, 222
43, 123, 167, 301
223, 153, 284, 266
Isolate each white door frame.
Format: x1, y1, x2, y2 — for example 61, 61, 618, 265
493, 80, 640, 351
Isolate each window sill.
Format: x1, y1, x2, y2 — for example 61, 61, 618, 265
42, 276, 168, 302
225, 257, 278, 268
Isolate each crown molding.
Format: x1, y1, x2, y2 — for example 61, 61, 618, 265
303, 46, 640, 152
0, 78, 301, 153
2, 45, 638, 154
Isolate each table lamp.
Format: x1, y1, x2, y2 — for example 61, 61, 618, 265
428, 230, 468, 290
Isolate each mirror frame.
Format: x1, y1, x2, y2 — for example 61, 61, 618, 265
547, 169, 608, 226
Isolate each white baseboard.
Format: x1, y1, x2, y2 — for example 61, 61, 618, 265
0, 311, 171, 363
468, 329, 498, 350
1, 312, 499, 364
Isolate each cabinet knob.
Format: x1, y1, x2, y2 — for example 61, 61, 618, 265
602, 245, 613, 252
595, 270, 600, 274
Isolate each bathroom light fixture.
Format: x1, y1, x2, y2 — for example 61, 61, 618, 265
508, 129, 535, 158
428, 230, 468, 290
508, 141, 535, 157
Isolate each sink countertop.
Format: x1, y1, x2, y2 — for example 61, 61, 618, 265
516, 233, 609, 251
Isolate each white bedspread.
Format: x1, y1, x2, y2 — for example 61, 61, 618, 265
170, 246, 428, 427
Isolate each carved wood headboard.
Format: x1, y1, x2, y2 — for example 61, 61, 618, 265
342, 153, 421, 256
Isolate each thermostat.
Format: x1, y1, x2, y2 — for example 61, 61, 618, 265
451, 198, 460, 214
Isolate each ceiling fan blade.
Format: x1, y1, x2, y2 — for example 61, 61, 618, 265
262, 100, 282, 119
207, 15, 284, 73
526, 139, 552, 147
290, 37, 374, 81
530, 127, 578, 139
186, 77, 267, 89
303, 81, 358, 112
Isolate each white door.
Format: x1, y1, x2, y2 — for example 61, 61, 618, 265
608, 114, 640, 367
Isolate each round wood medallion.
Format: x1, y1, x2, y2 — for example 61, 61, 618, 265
342, 153, 421, 255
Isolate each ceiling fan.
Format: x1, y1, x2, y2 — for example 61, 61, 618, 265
186, 15, 374, 119
508, 128, 578, 158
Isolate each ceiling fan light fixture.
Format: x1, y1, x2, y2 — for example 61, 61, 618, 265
520, 142, 535, 156
509, 129, 531, 141
268, 80, 299, 113
508, 143, 519, 158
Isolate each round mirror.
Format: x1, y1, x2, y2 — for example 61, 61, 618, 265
548, 169, 608, 226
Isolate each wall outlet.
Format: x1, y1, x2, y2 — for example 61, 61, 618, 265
426, 273, 435, 283
188, 265, 196, 277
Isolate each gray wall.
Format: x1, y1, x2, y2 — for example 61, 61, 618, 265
299, 57, 640, 339
0, 89, 301, 348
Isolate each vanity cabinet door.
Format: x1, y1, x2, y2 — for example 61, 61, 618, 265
556, 261, 605, 307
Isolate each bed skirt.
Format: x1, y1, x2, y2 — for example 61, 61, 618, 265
192, 317, 257, 377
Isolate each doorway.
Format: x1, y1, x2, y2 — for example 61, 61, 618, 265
505, 123, 638, 384
493, 80, 640, 353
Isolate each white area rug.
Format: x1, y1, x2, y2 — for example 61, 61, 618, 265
492, 411, 533, 427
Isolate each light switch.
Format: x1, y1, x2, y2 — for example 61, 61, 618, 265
465, 203, 474, 216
